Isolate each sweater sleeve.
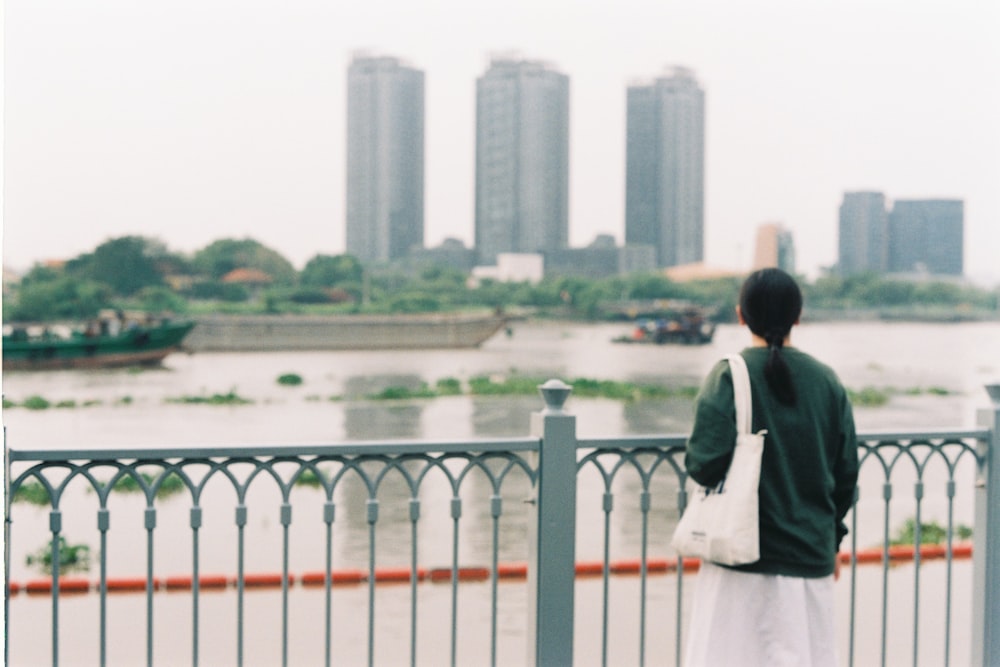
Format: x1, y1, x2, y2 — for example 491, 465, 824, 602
685, 360, 737, 488
831, 388, 860, 548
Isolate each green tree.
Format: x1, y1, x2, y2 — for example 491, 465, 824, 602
186, 280, 250, 302
17, 263, 64, 287
624, 273, 680, 300
136, 286, 188, 314
299, 254, 364, 287
192, 238, 296, 285
66, 236, 167, 296
8, 277, 113, 321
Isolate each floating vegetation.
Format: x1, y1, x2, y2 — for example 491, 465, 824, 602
26, 536, 91, 574
22, 395, 51, 410
848, 387, 891, 407
435, 377, 463, 396
467, 375, 698, 402
890, 518, 972, 546
848, 385, 957, 408
368, 384, 438, 400
12, 480, 52, 506
277, 373, 303, 386
469, 375, 543, 396
570, 378, 699, 401
5, 396, 103, 409
165, 390, 252, 405
4, 380, 954, 413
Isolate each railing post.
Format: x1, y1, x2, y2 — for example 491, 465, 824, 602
972, 384, 1000, 666
527, 379, 577, 667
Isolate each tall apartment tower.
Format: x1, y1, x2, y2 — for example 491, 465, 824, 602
346, 54, 425, 263
752, 222, 796, 273
888, 199, 964, 275
475, 57, 570, 265
625, 67, 705, 268
838, 191, 888, 275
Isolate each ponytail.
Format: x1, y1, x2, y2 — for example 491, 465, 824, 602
739, 269, 802, 406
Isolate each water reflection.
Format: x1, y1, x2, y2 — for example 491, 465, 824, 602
344, 403, 424, 440
622, 397, 696, 434
343, 373, 427, 398
471, 396, 537, 436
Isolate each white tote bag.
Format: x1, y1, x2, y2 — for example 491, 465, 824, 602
671, 353, 766, 566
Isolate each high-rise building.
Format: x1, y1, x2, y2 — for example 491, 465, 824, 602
625, 67, 705, 268
475, 57, 569, 265
838, 191, 888, 275
888, 199, 964, 275
753, 223, 796, 273
346, 54, 424, 263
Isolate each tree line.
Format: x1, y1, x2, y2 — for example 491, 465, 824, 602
4, 235, 997, 323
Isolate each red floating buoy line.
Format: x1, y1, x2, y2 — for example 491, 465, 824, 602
7, 542, 973, 597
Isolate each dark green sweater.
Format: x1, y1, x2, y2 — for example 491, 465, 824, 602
685, 347, 859, 578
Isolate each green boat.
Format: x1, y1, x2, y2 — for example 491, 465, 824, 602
3, 317, 195, 371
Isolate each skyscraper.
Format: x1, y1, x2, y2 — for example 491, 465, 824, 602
753, 222, 796, 273
888, 199, 964, 275
838, 191, 888, 275
625, 67, 705, 268
475, 57, 569, 265
346, 54, 424, 263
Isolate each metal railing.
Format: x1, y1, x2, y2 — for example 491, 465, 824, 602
5, 382, 999, 666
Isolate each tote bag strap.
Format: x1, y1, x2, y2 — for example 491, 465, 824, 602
725, 353, 753, 435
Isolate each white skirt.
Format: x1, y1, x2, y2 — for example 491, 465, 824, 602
683, 562, 837, 667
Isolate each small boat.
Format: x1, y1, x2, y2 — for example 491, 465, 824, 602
612, 308, 717, 346
3, 315, 195, 370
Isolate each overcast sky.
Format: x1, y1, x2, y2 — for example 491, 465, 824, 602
3, 0, 998, 282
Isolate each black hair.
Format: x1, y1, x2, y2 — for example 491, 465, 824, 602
739, 268, 802, 405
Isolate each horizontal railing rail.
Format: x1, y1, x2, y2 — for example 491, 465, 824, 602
5, 384, 999, 667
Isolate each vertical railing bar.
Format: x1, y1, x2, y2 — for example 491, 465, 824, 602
409, 498, 420, 667
638, 490, 650, 667
50, 515, 61, 667
489, 495, 501, 667
146, 507, 156, 667
449, 496, 461, 667
2, 437, 10, 667
848, 487, 860, 667
280, 503, 291, 667
880, 481, 892, 667
324, 502, 334, 667
675, 483, 686, 667
236, 503, 247, 667
601, 492, 612, 667
675, 559, 684, 667
943, 480, 955, 667
367, 498, 378, 667
944, 478, 956, 667
98, 508, 109, 667
913, 481, 924, 667
192, 520, 201, 667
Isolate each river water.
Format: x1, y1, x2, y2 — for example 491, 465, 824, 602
4, 320, 999, 665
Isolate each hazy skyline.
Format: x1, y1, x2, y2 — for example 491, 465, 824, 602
4, 1, 999, 282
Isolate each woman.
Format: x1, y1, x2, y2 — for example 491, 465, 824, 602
683, 268, 859, 667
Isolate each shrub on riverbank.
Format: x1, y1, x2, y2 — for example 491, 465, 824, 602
890, 518, 972, 545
